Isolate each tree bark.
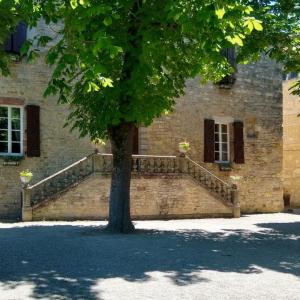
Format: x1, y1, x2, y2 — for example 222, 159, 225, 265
106, 122, 135, 233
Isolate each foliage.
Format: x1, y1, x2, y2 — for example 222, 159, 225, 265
3, 155, 24, 162
0, 0, 277, 139
238, 0, 300, 94
20, 169, 33, 178
179, 141, 190, 152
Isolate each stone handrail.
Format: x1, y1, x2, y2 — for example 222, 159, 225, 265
22, 153, 240, 219
183, 156, 235, 205
25, 154, 95, 207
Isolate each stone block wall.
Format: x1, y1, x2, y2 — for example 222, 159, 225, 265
0, 57, 93, 219
0, 19, 284, 218
283, 80, 300, 207
140, 58, 283, 213
32, 174, 233, 221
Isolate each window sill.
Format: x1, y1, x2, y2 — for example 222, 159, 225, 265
217, 162, 232, 171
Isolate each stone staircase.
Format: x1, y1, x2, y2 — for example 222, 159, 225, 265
21, 153, 240, 221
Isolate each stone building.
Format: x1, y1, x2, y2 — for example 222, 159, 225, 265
0, 21, 288, 220
283, 78, 300, 208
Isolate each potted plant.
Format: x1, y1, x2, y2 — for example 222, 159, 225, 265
229, 175, 242, 188
178, 141, 190, 156
20, 170, 33, 186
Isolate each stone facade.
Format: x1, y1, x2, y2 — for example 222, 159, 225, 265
140, 58, 284, 213
0, 21, 285, 219
0, 38, 94, 218
283, 79, 300, 207
32, 174, 233, 221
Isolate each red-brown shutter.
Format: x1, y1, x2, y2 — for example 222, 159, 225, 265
26, 105, 40, 157
233, 121, 245, 164
204, 119, 215, 163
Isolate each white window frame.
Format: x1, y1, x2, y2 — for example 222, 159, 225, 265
0, 105, 24, 156
214, 122, 230, 163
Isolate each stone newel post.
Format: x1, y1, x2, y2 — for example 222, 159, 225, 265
231, 185, 241, 218
22, 187, 33, 222
178, 156, 188, 174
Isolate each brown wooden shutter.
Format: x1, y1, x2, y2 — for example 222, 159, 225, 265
4, 22, 27, 54
12, 22, 27, 54
26, 105, 40, 157
204, 119, 215, 163
233, 121, 244, 164
218, 48, 236, 87
132, 126, 139, 154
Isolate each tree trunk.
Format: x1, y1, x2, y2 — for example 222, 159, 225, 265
106, 122, 135, 233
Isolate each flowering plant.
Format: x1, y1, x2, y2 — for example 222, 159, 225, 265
179, 141, 190, 153
20, 170, 33, 178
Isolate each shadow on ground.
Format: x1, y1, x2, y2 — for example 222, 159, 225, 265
0, 221, 299, 299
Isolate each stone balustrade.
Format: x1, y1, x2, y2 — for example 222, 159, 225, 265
22, 153, 240, 221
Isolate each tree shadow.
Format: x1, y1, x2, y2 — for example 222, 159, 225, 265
0, 221, 299, 299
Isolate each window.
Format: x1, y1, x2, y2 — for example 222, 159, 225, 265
217, 48, 236, 88
4, 22, 27, 54
0, 106, 23, 155
214, 123, 229, 163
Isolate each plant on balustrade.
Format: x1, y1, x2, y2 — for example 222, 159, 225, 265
20, 170, 33, 186
0, 0, 299, 232
229, 175, 242, 188
178, 141, 190, 156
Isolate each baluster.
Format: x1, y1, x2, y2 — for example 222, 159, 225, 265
131, 157, 135, 172
140, 158, 145, 173
145, 159, 150, 173
210, 178, 215, 191
204, 175, 209, 188
227, 187, 233, 203
215, 181, 220, 195
103, 157, 107, 172
199, 170, 205, 183
153, 158, 157, 173
108, 156, 113, 172
161, 159, 165, 173
220, 183, 226, 199
173, 158, 176, 173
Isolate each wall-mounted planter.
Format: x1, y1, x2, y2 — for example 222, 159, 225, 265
3, 161, 20, 166
1, 156, 24, 166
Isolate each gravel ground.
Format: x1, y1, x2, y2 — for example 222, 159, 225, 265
0, 213, 299, 300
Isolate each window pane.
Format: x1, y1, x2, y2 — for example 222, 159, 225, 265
215, 143, 219, 151
215, 133, 219, 142
221, 124, 227, 133
222, 143, 228, 151
0, 118, 8, 129
12, 143, 21, 153
0, 130, 8, 141
11, 119, 21, 130
222, 134, 227, 142
11, 107, 20, 119
12, 130, 20, 142
0, 142, 8, 153
0, 107, 8, 118
214, 124, 219, 133
223, 152, 228, 161
215, 152, 220, 161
